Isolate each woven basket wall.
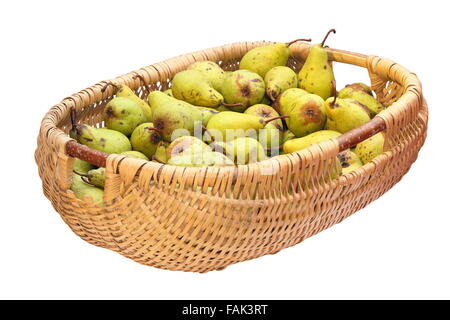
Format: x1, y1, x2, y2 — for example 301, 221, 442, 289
35, 42, 428, 272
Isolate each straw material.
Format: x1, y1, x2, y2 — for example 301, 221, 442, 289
35, 42, 428, 272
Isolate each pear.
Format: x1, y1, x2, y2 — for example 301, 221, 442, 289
103, 97, 147, 136
172, 70, 223, 107
259, 122, 284, 156
148, 91, 173, 111
114, 84, 153, 121
71, 174, 104, 204
298, 29, 336, 100
285, 93, 327, 137
325, 118, 338, 131
130, 123, 163, 159
153, 141, 170, 163
73, 158, 94, 174
121, 150, 149, 161
70, 124, 131, 154
163, 89, 174, 97
168, 151, 235, 167
166, 136, 212, 160
337, 150, 363, 174
273, 88, 309, 115
244, 104, 282, 127
324, 97, 372, 133
355, 133, 385, 164
152, 98, 204, 141
81, 167, 106, 188
221, 70, 266, 112
260, 94, 273, 106
228, 137, 267, 165
206, 111, 285, 142
282, 130, 296, 144
196, 107, 220, 126
345, 82, 373, 96
188, 61, 226, 92
338, 86, 384, 115
264, 66, 298, 101
283, 130, 341, 154
239, 38, 311, 77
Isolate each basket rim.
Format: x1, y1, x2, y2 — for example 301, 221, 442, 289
41, 41, 423, 175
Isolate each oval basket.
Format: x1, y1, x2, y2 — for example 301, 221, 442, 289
35, 41, 428, 272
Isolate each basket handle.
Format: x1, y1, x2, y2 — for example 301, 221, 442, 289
65, 116, 387, 164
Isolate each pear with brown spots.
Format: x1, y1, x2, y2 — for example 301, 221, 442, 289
221, 70, 266, 112
285, 94, 327, 137
298, 29, 336, 100
70, 124, 131, 154
264, 66, 298, 101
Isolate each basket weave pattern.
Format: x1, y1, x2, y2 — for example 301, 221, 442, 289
35, 42, 427, 272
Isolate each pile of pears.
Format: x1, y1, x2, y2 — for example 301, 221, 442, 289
69, 30, 387, 204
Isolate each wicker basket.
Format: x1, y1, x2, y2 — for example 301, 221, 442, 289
35, 41, 428, 272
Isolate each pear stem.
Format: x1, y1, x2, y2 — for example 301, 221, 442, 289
70, 107, 77, 132
73, 170, 89, 177
221, 101, 244, 108
265, 115, 290, 124
146, 127, 163, 135
321, 29, 336, 47
332, 84, 338, 106
286, 38, 312, 47
101, 82, 119, 93
133, 74, 151, 93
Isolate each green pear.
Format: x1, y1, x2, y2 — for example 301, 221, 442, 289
71, 174, 104, 204
152, 98, 204, 141
148, 91, 173, 111
221, 70, 266, 112
244, 104, 282, 127
260, 94, 273, 106
285, 93, 326, 137
282, 130, 296, 144
115, 84, 152, 121
73, 158, 94, 174
273, 88, 309, 115
82, 167, 105, 188
337, 150, 363, 174
163, 88, 174, 97
172, 70, 223, 107
264, 66, 298, 101
338, 86, 384, 115
206, 111, 281, 142
298, 30, 336, 100
121, 150, 149, 161
168, 151, 235, 167
345, 82, 373, 96
152, 141, 170, 163
130, 123, 163, 158
355, 133, 385, 164
103, 97, 147, 136
239, 39, 310, 77
283, 130, 341, 153
70, 124, 131, 154
324, 97, 372, 133
325, 118, 338, 131
166, 136, 212, 160
228, 137, 267, 165
188, 61, 226, 92
196, 107, 220, 126
259, 122, 284, 155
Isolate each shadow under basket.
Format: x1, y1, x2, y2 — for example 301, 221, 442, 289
35, 42, 428, 273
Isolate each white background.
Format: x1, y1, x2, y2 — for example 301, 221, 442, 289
1, 0, 449, 300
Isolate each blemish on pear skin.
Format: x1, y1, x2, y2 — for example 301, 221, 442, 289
106, 107, 115, 118
150, 133, 161, 145
300, 102, 322, 124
